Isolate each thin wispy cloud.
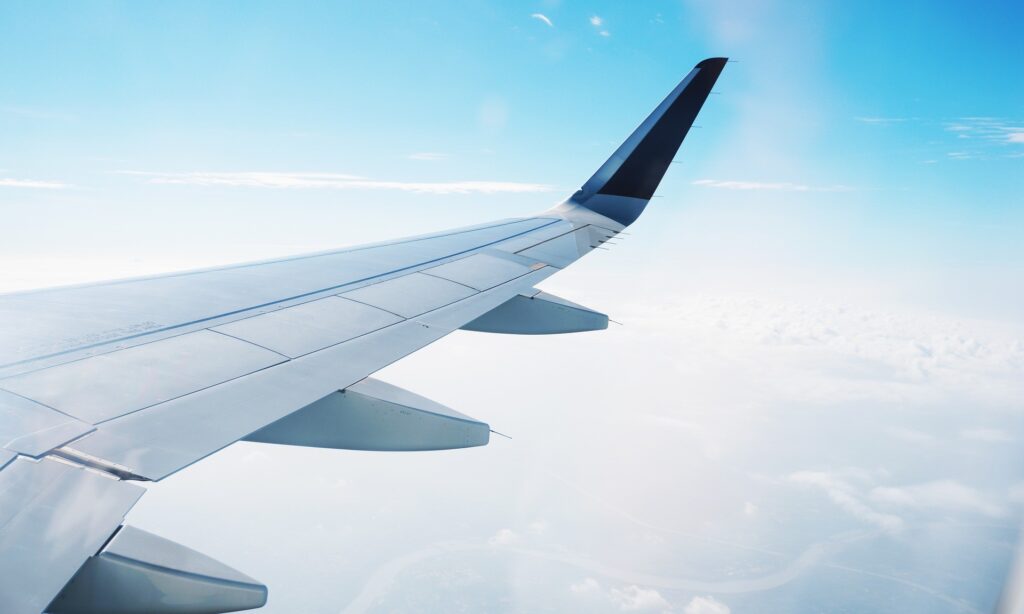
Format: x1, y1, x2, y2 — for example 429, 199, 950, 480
609, 585, 671, 611
0, 177, 71, 189
855, 116, 909, 124
530, 13, 553, 27
118, 171, 554, 194
854, 115, 1023, 160
589, 15, 609, 37
684, 596, 732, 614
871, 480, 1006, 518
942, 117, 1024, 158
788, 470, 904, 533
407, 152, 449, 161
693, 179, 853, 192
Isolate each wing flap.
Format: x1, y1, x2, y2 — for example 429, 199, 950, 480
0, 457, 144, 614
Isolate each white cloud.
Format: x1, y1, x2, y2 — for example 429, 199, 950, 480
684, 595, 731, 614
487, 528, 520, 546
962, 427, 1013, 443
407, 152, 448, 161
789, 470, 904, 532
530, 13, 553, 27
528, 520, 549, 535
743, 501, 758, 517
870, 480, 1005, 518
570, 577, 601, 594
1007, 132, 1024, 143
692, 179, 853, 192
622, 296, 1024, 408
0, 177, 71, 189
118, 171, 553, 194
586, 15, 609, 36
610, 585, 671, 611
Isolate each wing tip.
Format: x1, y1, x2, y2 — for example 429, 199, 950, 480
568, 56, 728, 225
696, 57, 729, 70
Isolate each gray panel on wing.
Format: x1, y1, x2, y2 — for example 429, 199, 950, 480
422, 252, 536, 291
212, 296, 401, 358
340, 272, 475, 318
516, 227, 599, 268
0, 390, 94, 457
492, 219, 575, 254
412, 268, 554, 332
0, 330, 285, 424
0, 457, 144, 614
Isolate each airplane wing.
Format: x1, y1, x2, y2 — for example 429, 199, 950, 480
0, 57, 726, 613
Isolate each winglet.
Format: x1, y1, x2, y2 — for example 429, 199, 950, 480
567, 57, 727, 226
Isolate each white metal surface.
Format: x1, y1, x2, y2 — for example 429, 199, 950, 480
516, 227, 595, 268
212, 296, 401, 358
0, 390, 94, 457
49, 525, 266, 614
422, 252, 535, 291
0, 330, 286, 424
0, 458, 144, 614
68, 319, 448, 479
340, 272, 476, 318
0, 217, 555, 376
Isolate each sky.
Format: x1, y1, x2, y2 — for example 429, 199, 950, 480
2, 1, 1023, 613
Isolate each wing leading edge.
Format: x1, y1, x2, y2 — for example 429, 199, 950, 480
0, 58, 726, 613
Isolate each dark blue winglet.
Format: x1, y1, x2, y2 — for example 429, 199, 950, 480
570, 57, 727, 226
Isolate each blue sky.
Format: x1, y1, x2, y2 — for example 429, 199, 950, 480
2, 3, 1024, 612
2, 1, 1021, 303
